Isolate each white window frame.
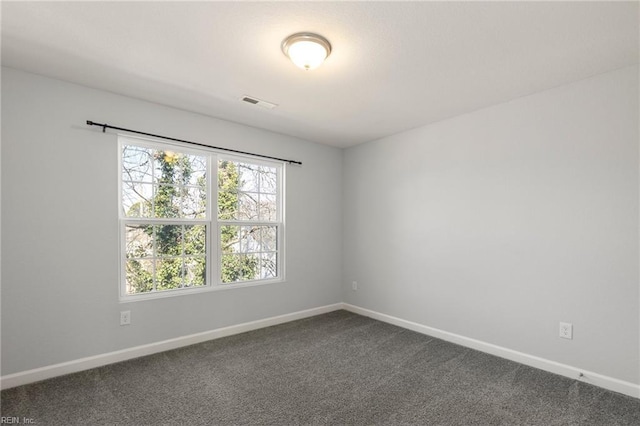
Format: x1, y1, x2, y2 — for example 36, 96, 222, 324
118, 135, 285, 302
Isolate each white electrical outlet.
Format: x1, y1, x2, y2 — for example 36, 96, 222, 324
559, 322, 572, 339
120, 310, 131, 326
352, 281, 358, 291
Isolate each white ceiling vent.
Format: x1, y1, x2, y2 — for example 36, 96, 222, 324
240, 95, 277, 110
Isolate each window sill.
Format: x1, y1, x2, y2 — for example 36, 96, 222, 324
119, 278, 285, 303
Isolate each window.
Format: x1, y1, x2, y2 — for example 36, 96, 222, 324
119, 136, 283, 300
217, 159, 281, 283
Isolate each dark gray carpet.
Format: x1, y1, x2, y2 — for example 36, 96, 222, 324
1, 310, 639, 425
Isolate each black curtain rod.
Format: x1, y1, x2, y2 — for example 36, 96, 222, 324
86, 120, 302, 165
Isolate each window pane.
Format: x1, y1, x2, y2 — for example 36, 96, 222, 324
122, 182, 153, 218
124, 222, 208, 295
259, 194, 277, 221
126, 259, 154, 294
242, 254, 260, 281
217, 159, 278, 223
220, 225, 277, 254
219, 224, 278, 284
155, 225, 183, 257
155, 258, 183, 290
221, 254, 240, 284
221, 253, 260, 283
153, 185, 181, 218
239, 226, 261, 253
182, 187, 207, 219
260, 253, 277, 279
154, 150, 188, 185
218, 190, 238, 220
184, 257, 206, 287
185, 154, 207, 186
259, 166, 278, 194
184, 225, 206, 256
122, 144, 208, 220
218, 160, 238, 191
146, 149, 208, 219
125, 224, 153, 258
237, 163, 260, 192
259, 226, 278, 252
238, 192, 259, 220
236, 163, 277, 193
221, 225, 240, 253
122, 145, 154, 183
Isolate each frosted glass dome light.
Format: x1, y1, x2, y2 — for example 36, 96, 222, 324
282, 33, 332, 71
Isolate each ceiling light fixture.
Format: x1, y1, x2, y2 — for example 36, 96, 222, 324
281, 32, 332, 71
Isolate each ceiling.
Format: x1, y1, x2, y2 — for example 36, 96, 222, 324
2, 2, 638, 148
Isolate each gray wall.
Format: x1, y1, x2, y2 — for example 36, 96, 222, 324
343, 66, 639, 384
1, 68, 343, 375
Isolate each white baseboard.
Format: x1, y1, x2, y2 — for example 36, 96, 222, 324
3, 302, 638, 399
342, 303, 639, 399
0, 303, 343, 390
